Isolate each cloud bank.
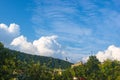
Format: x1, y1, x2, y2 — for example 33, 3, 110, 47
96, 45, 120, 62
0, 23, 20, 46
0, 23, 63, 59
1, 23, 120, 63
33, 35, 62, 56
11, 35, 37, 54
11, 35, 62, 57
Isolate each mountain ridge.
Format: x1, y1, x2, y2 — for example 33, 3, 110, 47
0, 42, 72, 69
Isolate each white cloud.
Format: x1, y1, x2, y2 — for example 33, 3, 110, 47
0, 23, 84, 63
96, 45, 120, 62
0, 23, 20, 46
33, 0, 92, 38
33, 35, 61, 56
11, 35, 62, 57
11, 35, 89, 63
11, 35, 37, 54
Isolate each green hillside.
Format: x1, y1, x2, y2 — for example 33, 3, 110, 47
16, 51, 72, 69
1, 42, 120, 80
0, 42, 73, 80
0, 42, 72, 69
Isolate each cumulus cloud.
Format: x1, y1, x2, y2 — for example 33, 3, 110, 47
11, 35, 37, 54
11, 35, 62, 57
0, 23, 92, 63
0, 23, 64, 59
0, 23, 20, 46
96, 45, 120, 62
33, 35, 62, 56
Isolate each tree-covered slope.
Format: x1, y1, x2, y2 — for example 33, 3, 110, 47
16, 51, 72, 69
0, 42, 72, 69
1, 42, 120, 80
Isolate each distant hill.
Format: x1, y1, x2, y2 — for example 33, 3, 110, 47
1, 42, 120, 80
0, 42, 72, 69
16, 51, 72, 69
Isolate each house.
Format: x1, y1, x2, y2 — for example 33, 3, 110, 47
71, 61, 83, 68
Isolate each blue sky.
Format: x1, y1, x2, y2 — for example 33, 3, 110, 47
1, 0, 120, 62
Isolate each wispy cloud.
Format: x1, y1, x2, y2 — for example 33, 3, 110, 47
31, 0, 120, 62
32, 0, 92, 36
32, 0, 94, 54
1, 0, 120, 63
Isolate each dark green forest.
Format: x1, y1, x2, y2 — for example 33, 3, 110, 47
0, 42, 120, 80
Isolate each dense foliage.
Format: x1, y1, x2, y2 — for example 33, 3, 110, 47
0, 42, 71, 80
0, 42, 120, 80
16, 52, 72, 69
0, 42, 72, 69
59, 56, 120, 80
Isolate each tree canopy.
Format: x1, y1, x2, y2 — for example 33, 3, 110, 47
0, 42, 4, 49
0, 42, 120, 80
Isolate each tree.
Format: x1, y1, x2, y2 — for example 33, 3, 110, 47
85, 56, 101, 80
0, 42, 4, 50
0, 48, 17, 80
25, 62, 52, 80
61, 68, 75, 80
100, 60, 120, 80
73, 64, 86, 78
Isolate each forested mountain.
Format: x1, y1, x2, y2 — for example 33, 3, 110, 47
1, 42, 120, 80
0, 42, 72, 80
0, 42, 72, 69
